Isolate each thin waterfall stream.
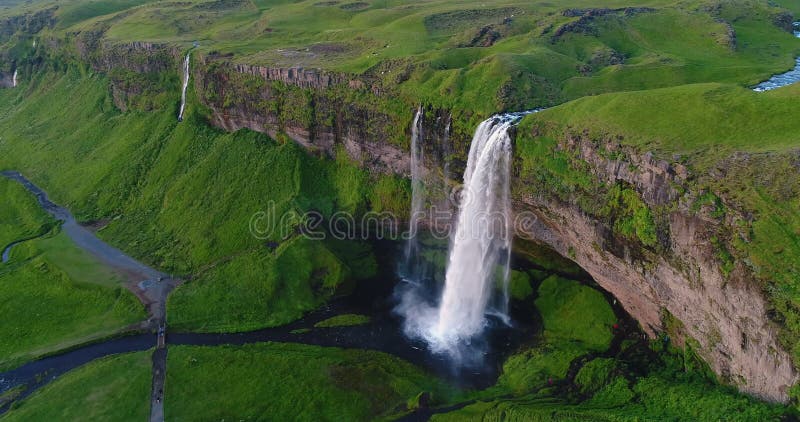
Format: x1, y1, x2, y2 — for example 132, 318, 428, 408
178, 53, 190, 121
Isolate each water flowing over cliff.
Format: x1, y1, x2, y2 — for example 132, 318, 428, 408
178, 53, 190, 121
396, 113, 528, 360
12, 69, 17, 88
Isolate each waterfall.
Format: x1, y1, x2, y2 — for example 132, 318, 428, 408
400, 106, 426, 280
396, 111, 535, 359
12, 69, 17, 88
178, 53, 190, 121
432, 116, 515, 347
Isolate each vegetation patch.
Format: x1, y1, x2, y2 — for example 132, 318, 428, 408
1, 352, 151, 421
315, 314, 371, 328
165, 343, 458, 420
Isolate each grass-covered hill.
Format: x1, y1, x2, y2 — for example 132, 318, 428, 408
2, 0, 800, 114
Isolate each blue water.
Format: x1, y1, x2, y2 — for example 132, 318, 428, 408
753, 23, 800, 92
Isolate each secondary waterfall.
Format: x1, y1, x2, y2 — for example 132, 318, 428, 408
399, 106, 427, 284
396, 111, 533, 359
12, 69, 17, 87
178, 53, 190, 121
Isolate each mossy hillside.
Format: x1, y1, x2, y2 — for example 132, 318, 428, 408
0, 67, 406, 333
498, 275, 616, 394
3, 0, 799, 148
165, 343, 458, 421
0, 351, 152, 421
168, 238, 350, 333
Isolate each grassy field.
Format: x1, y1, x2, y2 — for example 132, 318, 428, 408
2, 0, 798, 117
0, 177, 145, 371
0, 351, 152, 421
165, 342, 457, 421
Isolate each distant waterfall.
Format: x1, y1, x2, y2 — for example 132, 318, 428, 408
12, 69, 17, 87
396, 111, 534, 359
178, 53, 190, 121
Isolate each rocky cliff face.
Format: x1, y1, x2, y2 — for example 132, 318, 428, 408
510, 133, 798, 402
197, 58, 412, 175
73, 37, 181, 111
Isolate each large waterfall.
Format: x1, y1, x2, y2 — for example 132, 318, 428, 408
178, 53, 190, 121
433, 116, 515, 347
396, 112, 532, 360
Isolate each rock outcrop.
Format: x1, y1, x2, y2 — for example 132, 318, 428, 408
511, 134, 798, 402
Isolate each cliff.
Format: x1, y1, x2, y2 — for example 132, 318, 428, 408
186, 55, 799, 402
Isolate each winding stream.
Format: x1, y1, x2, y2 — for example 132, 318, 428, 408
753, 22, 800, 91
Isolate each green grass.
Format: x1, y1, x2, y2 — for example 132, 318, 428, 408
0, 229, 145, 371
315, 313, 371, 328
0, 351, 151, 421
4, 0, 800, 120
168, 238, 348, 333
0, 177, 53, 250
498, 275, 617, 394
528, 82, 800, 162
165, 343, 458, 421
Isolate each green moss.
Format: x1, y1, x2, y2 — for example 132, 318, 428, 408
601, 183, 658, 248
535, 276, 616, 350
314, 314, 371, 328
508, 270, 533, 301
498, 275, 617, 393
575, 358, 617, 395
165, 343, 458, 421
